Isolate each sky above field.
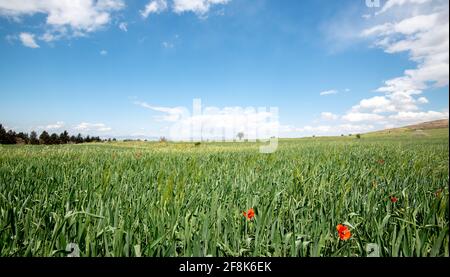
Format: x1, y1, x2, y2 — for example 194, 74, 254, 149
0, 0, 449, 139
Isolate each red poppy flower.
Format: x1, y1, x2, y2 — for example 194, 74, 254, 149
336, 224, 351, 241
390, 196, 398, 203
243, 208, 255, 220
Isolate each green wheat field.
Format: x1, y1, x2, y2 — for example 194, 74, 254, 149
0, 129, 448, 257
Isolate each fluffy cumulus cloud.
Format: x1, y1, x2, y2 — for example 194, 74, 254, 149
321, 112, 339, 121
140, 0, 230, 18
1, 0, 232, 46
359, 0, 448, 112
334, 0, 449, 128
140, 0, 168, 18
135, 100, 376, 139
388, 110, 449, 122
342, 112, 385, 123
0, 0, 125, 42
172, 0, 230, 15
19, 32, 39, 48
74, 122, 112, 132
38, 121, 65, 130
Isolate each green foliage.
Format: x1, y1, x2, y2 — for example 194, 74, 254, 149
0, 123, 103, 145
0, 130, 448, 257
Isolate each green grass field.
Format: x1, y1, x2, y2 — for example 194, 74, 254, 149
0, 128, 448, 257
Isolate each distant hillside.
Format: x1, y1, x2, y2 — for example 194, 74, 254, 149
367, 119, 448, 136
402, 119, 448, 130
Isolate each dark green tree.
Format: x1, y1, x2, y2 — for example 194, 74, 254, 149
0, 124, 7, 144
76, 133, 84, 144
39, 131, 51, 145
6, 130, 16, 144
30, 131, 39, 145
50, 133, 60, 144
59, 130, 70, 144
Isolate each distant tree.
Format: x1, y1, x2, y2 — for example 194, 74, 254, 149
0, 124, 7, 144
341, 134, 344, 137
59, 130, 70, 144
159, 136, 167, 143
50, 133, 60, 144
30, 131, 39, 145
76, 134, 84, 144
16, 132, 29, 144
0, 124, 15, 144
6, 130, 16, 144
356, 134, 361, 139
112, 138, 117, 142
348, 134, 352, 136
237, 132, 245, 140
0, 125, 105, 145
39, 131, 51, 145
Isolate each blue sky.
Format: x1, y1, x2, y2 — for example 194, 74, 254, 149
0, 0, 448, 139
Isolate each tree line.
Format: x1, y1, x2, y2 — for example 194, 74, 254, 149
0, 123, 115, 145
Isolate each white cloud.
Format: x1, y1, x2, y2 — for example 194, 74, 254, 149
336, 0, 450, 130
140, 0, 168, 18
74, 122, 112, 132
417, 97, 428, 104
135, 100, 278, 140
0, 0, 125, 41
168, 107, 278, 141
39, 32, 55, 42
162, 41, 174, 48
172, 0, 230, 15
351, 96, 395, 113
388, 110, 448, 124
19, 32, 39, 48
319, 89, 338, 96
342, 112, 385, 122
362, 1, 449, 105
320, 112, 339, 121
134, 101, 187, 122
377, 0, 431, 15
293, 124, 375, 136
118, 22, 127, 32
100, 49, 108, 55
40, 121, 64, 130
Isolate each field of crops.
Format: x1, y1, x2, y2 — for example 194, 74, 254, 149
0, 129, 448, 257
